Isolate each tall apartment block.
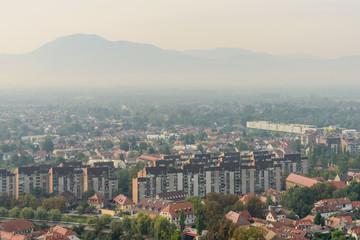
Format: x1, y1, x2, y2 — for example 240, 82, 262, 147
0, 169, 16, 196
133, 151, 308, 203
14, 165, 51, 198
49, 167, 84, 199
83, 167, 118, 200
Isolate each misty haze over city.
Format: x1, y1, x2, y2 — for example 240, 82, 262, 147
1, 1, 360, 240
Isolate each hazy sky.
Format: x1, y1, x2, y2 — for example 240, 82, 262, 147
0, 0, 359, 58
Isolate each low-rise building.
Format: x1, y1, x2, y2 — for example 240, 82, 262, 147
113, 194, 134, 213
160, 202, 195, 227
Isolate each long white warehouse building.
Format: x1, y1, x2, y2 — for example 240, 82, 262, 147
246, 121, 316, 134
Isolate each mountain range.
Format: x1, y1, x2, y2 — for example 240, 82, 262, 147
0, 34, 359, 88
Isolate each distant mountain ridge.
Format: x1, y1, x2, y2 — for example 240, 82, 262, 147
0, 34, 359, 88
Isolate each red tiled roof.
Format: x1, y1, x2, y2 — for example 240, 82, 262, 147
0, 231, 25, 240
88, 192, 108, 205
225, 210, 252, 226
113, 194, 133, 206
327, 180, 347, 189
51, 226, 77, 236
0, 219, 35, 233
161, 202, 193, 218
286, 173, 319, 188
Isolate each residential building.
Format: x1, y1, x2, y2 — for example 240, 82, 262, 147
133, 151, 308, 203
14, 165, 51, 198
49, 167, 83, 199
0, 169, 15, 196
83, 167, 118, 200
159, 202, 195, 227
113, 194, 134, 212
0, 218, 35, 234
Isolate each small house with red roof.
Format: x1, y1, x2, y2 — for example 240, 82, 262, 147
88, 192, 109, 209
113, 194, 134, 213
225, 210, 252, 228
0, 218, 35, 234
159, 202, 195, 227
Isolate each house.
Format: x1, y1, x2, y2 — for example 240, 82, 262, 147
348, 226, 360, 240
132, 198, 170, 217
113, 194, 134, 213
335, 174, 353, 185
50, 226, 80, 240
156, 190, 188, 202
325, 216, 353, 230
0, 218, 35, 234
352, 201, 360, 210
286, 173, 319, 189
266, 210, 286, 222
26, 226, 79, 240
314, 197, 352, 211
159, 202, 195, 227
261, 188, 282, 204
225, 210, 252, 228
88, 192, 109, 209
312, 206, 339, 219
0, 231, 25, 240
293, 220, 313, 230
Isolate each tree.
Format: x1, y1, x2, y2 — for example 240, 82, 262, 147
42, 196, 67, 210
9, 207, 20, 218
179, 209, 185, 232
120, 141, 130, 152
314, 212, 325, 226
76, 206, 85, 214
266, 195, 273, 208
35, 207, 48, 220
153, 216, 175, 240
246, 195, 265, 218
43, 137, 54, 154
62, 215, 71, 223
99, 214, 112, 226
72, 225, 85, 236
0, 207, 8, 217
103, 139, 114, 150
20, 207, 34, 219
110, 220, 123, 239
87, 216, 97, 225
48, 209, 61, 221
83, 189, 96, 200
170, 230, 182, 240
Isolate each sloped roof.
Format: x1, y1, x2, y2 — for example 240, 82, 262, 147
51, 226, 77, 236
132, 198, 170, 215
0, 219, 35, 233
225, 210, 252, 226
113, 194, 133, 206
0, 231, 25, 240
156, 190, 188, 202
286, 173, 319, 188
88, 192, 109, 205
161, 202, 193, 218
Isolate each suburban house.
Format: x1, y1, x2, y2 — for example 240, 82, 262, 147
225, 210, 252, 228
88, 192, 109, 209
348, 226, 360, 240
266, 210, 286, 222
314, 198, 352, 212
155, 190, 188, 202
113, 194, 134, 213
0, 218, 35, 234
312, 206, 339, 219
131, 198, 170, 217
159, 202, 195, 227
325, 216, 353, 230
